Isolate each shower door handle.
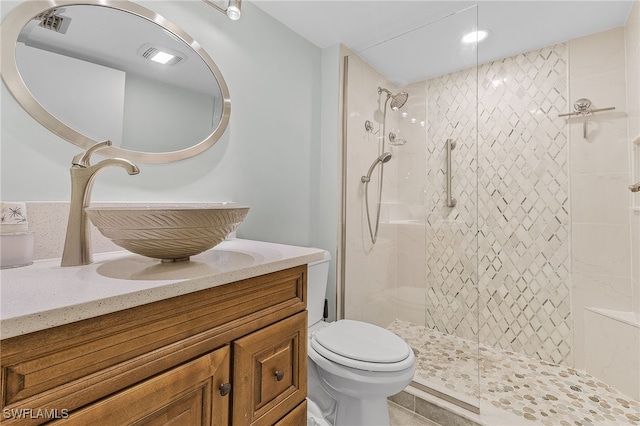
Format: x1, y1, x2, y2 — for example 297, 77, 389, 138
446, 138, 457, 207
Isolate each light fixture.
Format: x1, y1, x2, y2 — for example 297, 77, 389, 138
202, 0, 242, 21
462, 30, 488, 44
150, 51, 175, 65
137, 44, 185, 66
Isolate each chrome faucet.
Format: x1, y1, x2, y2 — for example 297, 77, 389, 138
61, 141, 140, 267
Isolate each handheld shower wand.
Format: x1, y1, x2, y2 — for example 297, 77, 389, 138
361, 152, 392, 183
362, 152, 392, 244
362, 87, 409, 245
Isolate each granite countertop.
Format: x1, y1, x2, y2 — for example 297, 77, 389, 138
0, 239, 324, 339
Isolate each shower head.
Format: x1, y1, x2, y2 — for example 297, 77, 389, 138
378, 87, 409, 111
379, 151, 392, 164
361, 152, 392, 183
390, 92, 408, 110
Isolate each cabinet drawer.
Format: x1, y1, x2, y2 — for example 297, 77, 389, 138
233, 312, 307, 426
274, 400, 307, 426
49, 347, 230, 426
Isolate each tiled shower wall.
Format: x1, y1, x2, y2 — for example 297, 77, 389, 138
568, 27, 634, 386
344, 25, 634, 373
422, 44, 572, 364
345, 43, 573, 365
478, 44, 571, 363
424, 65, 479, 344
627, 0, 640, 318
342, 45, 400, 326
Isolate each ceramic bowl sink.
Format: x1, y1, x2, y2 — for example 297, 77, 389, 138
85, 203, 249, 262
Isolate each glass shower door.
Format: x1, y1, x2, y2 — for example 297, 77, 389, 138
342, 4, 481, 412
417, 5, 480, 410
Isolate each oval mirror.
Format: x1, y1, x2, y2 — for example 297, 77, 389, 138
1, 0, 230, 163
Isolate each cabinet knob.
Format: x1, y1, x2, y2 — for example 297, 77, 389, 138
219, 382, 232, 396
274, 370, 285, 381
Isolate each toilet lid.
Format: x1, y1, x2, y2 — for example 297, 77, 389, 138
312, 320, 411, 364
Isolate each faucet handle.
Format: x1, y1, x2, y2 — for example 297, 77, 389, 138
72, 140, 112, 167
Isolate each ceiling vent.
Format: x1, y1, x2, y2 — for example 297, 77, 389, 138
35, 9, 71, 34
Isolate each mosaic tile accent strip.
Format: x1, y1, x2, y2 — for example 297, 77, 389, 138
389, 319, 640, 426
423, 43, 571, 365
477, 44, 571, 365
425, 65, 479, 343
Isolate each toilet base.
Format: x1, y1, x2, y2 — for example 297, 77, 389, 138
308, 362, 392, 426
307, 395, 391, 426
335, 395, 390, 426
307, 398, 332, 426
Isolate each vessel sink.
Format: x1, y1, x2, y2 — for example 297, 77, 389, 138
85, 203, 249, 262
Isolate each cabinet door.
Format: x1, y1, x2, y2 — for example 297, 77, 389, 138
51, 346, 231, 426
233, 312, 307, 426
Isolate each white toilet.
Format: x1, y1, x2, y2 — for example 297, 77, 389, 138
306, 251, 415, 426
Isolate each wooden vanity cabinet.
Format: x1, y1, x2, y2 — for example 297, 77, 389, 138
233, 312, 307, 426
0, 265, 308, 426
49, 346, 232, 426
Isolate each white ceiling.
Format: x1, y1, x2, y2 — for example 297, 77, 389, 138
253, 0, 635, 85
18, 4, 220, 95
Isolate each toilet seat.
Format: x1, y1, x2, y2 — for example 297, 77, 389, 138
310, 320, 414, 372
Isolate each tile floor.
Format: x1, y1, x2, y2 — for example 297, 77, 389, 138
389, 402, 440, 426
388, 319, 640, 425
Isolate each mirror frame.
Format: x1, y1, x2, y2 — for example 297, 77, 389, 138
1, 0, 231, 163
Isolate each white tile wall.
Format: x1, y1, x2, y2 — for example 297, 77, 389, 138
584, 309, 640, 400
569, 27, 633, 371
342, 46, 400, 326
626, 0, 640, 315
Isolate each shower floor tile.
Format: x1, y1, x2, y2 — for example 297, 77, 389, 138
388, 319, 640, 425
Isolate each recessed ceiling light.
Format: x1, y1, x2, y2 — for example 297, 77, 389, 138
150, 51, 175, 65
462, 30, 489, 44
137, 44, 185, 66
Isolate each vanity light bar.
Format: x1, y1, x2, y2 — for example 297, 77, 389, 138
202, 0, 242, 21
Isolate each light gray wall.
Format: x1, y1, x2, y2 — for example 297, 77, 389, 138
1, 0, 330, 251
122, 73, 215, 152
15, 43, 126, 147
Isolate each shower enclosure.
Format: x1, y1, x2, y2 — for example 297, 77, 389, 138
340, 2, 639, 423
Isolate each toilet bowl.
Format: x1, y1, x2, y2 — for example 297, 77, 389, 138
306, 251, 415, 426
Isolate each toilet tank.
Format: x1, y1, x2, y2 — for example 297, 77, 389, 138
307, 250, 331, 326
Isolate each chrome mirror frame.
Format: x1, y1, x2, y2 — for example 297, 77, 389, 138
1, 0, 231, 163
